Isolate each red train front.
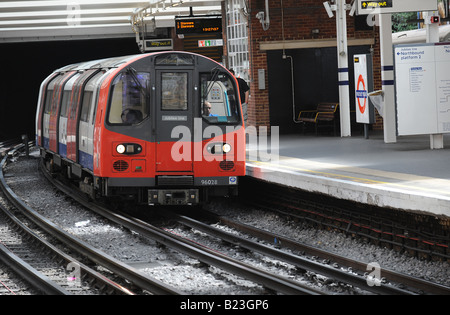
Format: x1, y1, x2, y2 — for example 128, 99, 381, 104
36, 52, 246, 205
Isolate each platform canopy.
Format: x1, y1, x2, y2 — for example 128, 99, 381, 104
0, 0, 222, 43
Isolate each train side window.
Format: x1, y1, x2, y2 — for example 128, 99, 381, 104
108, 71, 150, 125
44, 89, 54, 114
79, 71, 105, 125
200, 72, 239, 123
60, 91, 71, 118
80, 91, 93, 122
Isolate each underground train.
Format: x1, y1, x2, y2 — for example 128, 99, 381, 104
36, 51, 246, 205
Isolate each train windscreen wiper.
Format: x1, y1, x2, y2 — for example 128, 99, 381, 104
203, 67, 222, 101
126, 67, 148, 100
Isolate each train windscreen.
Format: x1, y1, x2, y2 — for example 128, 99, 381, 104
201, 72, 240, 124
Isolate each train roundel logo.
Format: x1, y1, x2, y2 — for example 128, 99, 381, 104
356, 74, 367, 114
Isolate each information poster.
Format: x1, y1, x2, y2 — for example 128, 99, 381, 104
394, 43, 450, 136
435, 44, 450, 132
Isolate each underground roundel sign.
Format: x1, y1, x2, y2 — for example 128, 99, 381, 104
356, 74, 367, 114
354, 53, 373, 125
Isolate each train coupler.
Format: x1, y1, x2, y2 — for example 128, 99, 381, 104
148, 189, 199, 206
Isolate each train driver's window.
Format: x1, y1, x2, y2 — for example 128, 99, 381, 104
200, 72, 239, 123
108, 71, 150, 125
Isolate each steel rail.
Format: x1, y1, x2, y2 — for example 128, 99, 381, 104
0, 199, 134, 295
161, 210, 414, 295
0, 153, 182, 295
0, 139, 21, 153
200, 209, 450, 295
126, 214, 320, 295
0, 144, 69, 295
244, 181, 450, 260
41, 164, 322, 295
0, 239, 70, 295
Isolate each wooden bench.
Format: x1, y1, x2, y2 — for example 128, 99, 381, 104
297, 102, 339, 136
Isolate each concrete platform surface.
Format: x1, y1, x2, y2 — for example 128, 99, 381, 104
246, 133, 450, 218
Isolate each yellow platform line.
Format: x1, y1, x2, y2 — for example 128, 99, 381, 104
247, 156, 450, 198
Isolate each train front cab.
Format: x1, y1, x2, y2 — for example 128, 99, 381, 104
102, 53, 246, 205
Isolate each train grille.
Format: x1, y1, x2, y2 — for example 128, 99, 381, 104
113, 160, 129, 172
219, 161, 235, 171
157, 176, 193, 186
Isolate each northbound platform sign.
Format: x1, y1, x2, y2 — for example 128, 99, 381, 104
357, 0, 437, 15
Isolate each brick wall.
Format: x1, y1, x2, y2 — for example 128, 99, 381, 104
241, 0, 383, 132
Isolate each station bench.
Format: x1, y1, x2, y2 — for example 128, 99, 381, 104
297, 102, 339, 136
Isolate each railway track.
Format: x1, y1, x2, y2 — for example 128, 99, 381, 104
181, 208, 450, 295
5, 142, 449, 295
0, 140, 72, 295
244, 204, 450, 295
0, 204, 84, 295
0, 139, 22, 157
4, 141, 319, 295
41, 162, 323, 295
240, 177, 450, 261
157, 210, 418, 294
37, 148, 435, 295
0, 261, 40, 295
0, 144, 181, 295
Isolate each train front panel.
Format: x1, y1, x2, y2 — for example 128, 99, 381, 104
95, 52, 245, 205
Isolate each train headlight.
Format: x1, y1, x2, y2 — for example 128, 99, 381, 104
116, 144, 126, 154
209, 142, 232, 154
115, 143, 143, 155
222, 143, 232, 153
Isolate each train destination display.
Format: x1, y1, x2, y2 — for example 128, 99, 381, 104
175, 16, 222, 35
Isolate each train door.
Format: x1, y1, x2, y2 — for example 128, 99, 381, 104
78, 71, 104, 171
42, 78, 60, 150
59, 74, 80, 158
36, 73, 59, 147
48, 71, 76, 152
155, 70, 194, 173
67, 70, 99, 163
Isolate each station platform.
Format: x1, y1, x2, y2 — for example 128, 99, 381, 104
246, 133, 450, 218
